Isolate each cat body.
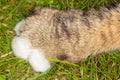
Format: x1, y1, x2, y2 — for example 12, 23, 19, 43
12, 4, 120, 72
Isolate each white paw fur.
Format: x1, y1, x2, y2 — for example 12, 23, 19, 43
28, 49, 51, 72
12, 36, 32, 60
12, 20, 51, 72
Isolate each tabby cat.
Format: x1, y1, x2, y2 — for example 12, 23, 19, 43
12, 3, 120, 72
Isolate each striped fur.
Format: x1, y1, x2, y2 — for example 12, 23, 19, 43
15, 4, 120, 63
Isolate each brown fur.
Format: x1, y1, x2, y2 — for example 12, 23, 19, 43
19, 4, 120, 63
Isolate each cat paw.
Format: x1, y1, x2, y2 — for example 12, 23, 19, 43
28, 49, 51, 72
12, 36, 51, 72
11, 36, 32, 60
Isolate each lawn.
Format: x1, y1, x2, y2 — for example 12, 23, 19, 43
0, 0, 120, 80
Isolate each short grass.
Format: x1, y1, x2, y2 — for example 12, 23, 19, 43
0, 0, 120, 80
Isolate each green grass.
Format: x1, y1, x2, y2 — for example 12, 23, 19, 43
0, 0, 120, 80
